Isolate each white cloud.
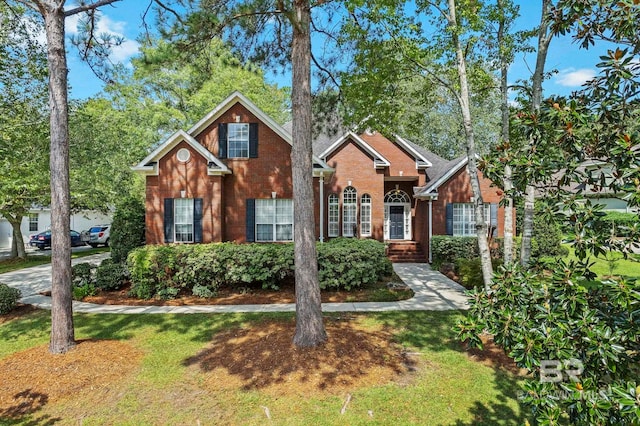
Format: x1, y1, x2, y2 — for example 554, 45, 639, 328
63, 13, 139, 63
555, 68, 596, 87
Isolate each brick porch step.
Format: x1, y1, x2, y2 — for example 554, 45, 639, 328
386, 241, 427, 263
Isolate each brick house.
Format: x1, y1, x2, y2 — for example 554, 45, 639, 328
133, 91, 511, 262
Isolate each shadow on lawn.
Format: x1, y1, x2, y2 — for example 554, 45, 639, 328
0, 389, 61, 426
372, 310, 529, 426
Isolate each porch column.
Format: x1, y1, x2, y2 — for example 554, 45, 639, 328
428, 199, 433, 263
319, 173, 324, 242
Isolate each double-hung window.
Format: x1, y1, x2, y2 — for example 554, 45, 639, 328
452, 203, 489, 236
174, 198, 194, 242
256, 199, 293, 242
28, 213, 38, 232
227, 123, 249, 158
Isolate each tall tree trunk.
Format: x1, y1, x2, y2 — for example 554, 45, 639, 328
291, 0, 327, 347
43, 0, 75, 354
447, 0, 493, 290
497, 0, 514, 266
7, 215, 26, 260
520, 0, 552, 268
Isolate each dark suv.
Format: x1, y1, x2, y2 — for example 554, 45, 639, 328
88, 225, 111, 248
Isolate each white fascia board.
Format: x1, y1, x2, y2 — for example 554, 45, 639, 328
414, 157, 469, 199
393, 135, 433, 169
319, 131, 390, 168
131, 130, 230, 176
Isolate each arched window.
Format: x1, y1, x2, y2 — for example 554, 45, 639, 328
360, 194, 372, 237
328, 193, 339, 237
343, 186, 357, 237
384, 190, 411, 204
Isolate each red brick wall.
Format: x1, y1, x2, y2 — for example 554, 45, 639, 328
324, 140, 386, 240
360, 132, 426, 186
146, 102, 322, 244
413, 164, 515, 259
145, 140, 222, 245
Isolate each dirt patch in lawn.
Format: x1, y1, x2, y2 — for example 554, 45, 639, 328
464, 334, 528, 376
80, 277, 413, 306
0, 304, 40, 325
0, 339, 143, 419
185, 316, 419, 396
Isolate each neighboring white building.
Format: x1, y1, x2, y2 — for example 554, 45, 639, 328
0, 208, 112, 249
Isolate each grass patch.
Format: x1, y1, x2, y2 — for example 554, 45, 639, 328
550, 246, 640, 280
0, 309, 527, 425
0, 248, 109, 274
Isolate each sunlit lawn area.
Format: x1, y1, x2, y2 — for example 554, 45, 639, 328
0, 248, 109, 274
562, 245, 640, 279
0, 310, 527, 425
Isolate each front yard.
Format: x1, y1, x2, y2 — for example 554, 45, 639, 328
0, 309, 527, 425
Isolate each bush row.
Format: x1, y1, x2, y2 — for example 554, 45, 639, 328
127, 238, 392, 300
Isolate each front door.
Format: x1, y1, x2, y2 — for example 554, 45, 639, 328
389, 205, 405, 239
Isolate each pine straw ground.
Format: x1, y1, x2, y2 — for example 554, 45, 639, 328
0, 306, 521, 422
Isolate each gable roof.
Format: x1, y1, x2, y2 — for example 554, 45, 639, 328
414, 155, 469, 199
132, 130, 231, 176
393, 135, 433, 170
318, 131, 391, 169
189, 91, 332, 173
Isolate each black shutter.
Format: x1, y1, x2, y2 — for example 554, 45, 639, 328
246, 199, 255, 242
445, 203, 453, 236
218, 123, 227, 159
249, 123, 258, 158
490, 203, 498, 237
164, 198, 174, 243
194, 198, 203, 243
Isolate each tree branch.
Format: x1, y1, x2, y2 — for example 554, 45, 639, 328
152, 0, 185, 25
64, 0, 122, 17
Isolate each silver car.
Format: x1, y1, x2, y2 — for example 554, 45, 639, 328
88, 224, 111, 248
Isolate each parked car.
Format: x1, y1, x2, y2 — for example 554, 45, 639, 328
88, 224, 111, 248
29, 230, 86, 250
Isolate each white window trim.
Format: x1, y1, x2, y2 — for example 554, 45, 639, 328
383, 190, 412, 240
360, 194, 372, 237
343, 187, 357, 237
28, 213, 38, 233
452, 203, 490, 237
227, 123, 250, 159
256, 199, 294, 242
174, 198, 194, 243
328, 194, 339, 237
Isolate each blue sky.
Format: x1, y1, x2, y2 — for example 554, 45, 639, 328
61, 1, 613, 100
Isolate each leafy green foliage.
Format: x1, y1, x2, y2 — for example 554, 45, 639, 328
71, 263, 97, 301
126, 240, 391, 299
431, 236, 480, 269
317, 238, 392, 290
95, 259, 128, 291
457, 262, 640, 424
110, 195, 146, 264
0, 283, 21, 315
454, 258, 503, 290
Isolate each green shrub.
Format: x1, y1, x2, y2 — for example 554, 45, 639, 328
454, 258, 503, 290
72, 262, 95, 287
72, 283, 96, 300
110, 195, 145, 264
126, 239, 391, 299
318, 238, 392, 290
95, 259, 128, 291
0, 283, 21, 314
431, 236, 479, 269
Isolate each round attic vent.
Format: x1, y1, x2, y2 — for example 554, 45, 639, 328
177, 148, 191, 163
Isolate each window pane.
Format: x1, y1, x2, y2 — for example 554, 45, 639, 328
328, 194, 339, 237
228, 123, 249, 158
360, 194, 371, 236
256, 224, 273, 242
174, 198, 194, 242
255, 199, 293, 242
276, 224, 293, 241
343, 187, 357, 237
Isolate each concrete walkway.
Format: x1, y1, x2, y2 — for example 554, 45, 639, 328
0, 254, 468, 314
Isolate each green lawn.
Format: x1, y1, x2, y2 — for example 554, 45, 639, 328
562, 246, 640, 279
0, 310, 527, 425
0, 247, 109, 274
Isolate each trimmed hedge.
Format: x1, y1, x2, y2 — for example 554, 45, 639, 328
127, 239, 392, 299
0, 283, 21, 314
